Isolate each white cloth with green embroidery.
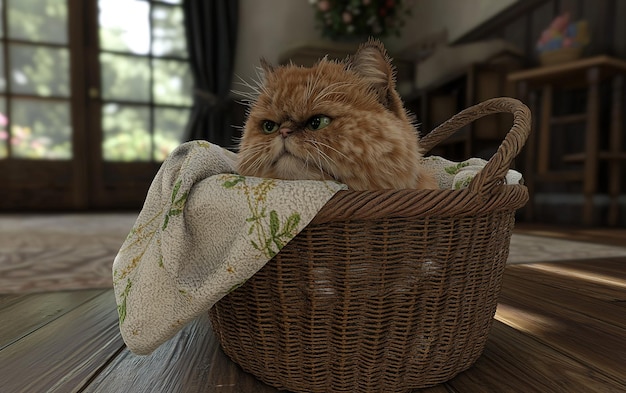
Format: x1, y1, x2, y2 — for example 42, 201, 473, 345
112, 141, 522, 355
422, 156, 523, 190
113, 141, 347, 355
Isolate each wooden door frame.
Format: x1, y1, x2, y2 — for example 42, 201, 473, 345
0, 0, 189, 211
83, 0, 160, 208
0, 0, 89, 211
69, 0, 90, 209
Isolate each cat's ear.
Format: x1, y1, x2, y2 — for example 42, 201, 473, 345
257, 57, 274, 84
260, 57, 274, 76
349, 38, 396, 106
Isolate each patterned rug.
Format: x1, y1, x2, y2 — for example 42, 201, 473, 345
0, 214, 137, 294
1, 214, 626, 294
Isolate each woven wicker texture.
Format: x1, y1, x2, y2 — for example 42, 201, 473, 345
209, 97, 531, 393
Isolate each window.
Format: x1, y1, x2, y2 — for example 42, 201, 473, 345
0, 0, 72, 160
98, 0, 192, 162
0, 0, 193, 210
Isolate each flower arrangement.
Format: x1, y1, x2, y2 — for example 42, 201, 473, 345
310, 0, 412, 40
536, 12, 590, 64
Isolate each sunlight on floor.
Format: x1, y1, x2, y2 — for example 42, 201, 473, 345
495, 303, 563, 335
522, 263, 626, 289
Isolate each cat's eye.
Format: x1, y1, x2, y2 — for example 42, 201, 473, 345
306, 115, 331, 131
261, 120, 279, 134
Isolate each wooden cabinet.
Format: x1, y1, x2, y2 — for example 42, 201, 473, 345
509, 55, 626, 226
407, 58, 523, 161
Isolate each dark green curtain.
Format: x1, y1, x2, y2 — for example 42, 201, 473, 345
182, 0, 239, 149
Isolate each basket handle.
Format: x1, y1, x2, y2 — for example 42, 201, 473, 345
419, 97, 531, 198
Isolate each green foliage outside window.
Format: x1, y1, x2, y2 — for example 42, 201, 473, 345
0, 0, 192, 162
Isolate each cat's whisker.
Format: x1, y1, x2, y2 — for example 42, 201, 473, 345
308, 140, 353, 163
238, 146, 271, 174
312, 82, 352, 101
252, 67, 272, 97
234, 75, 256, 90
233, 76, 264, 98
230, 133, 245, 147
233, 72, 271, 104
314, 91, 348, 103
305, 74, 323, 108
316, 149, 338, 181
230, 125, 244, 135
304, 139, 342, 181
241, 147, 270, 168
304, 151, 316, 174
248, 155, 271, 175
307, 149, 327, 181
231, 91, 257, 102
311, 149, 326, 178
305, 75, 314, 102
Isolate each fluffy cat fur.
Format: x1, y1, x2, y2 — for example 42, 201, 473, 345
237, 39, 437, 190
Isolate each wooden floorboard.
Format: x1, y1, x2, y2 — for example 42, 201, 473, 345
549, 257, 626, 280
451, 320, 626, 393
514, 223, 626, 247
496, 270, 626, 386
1, 229, 625, 392
501, 266, 626, 328
0, 289, 105, 350
84, 313, 280, 393
0, 290, 125, 393
504, 262, 626, 303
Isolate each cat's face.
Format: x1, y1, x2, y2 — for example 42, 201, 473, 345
237, 40, 435, 190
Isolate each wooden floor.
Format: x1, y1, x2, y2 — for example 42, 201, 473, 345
1, 242, 625, 391
514, 223, 626, 247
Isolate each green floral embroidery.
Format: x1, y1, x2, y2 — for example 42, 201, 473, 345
176, 289, 193, 302
196, 140, 212, 149
454, 177, 473, 190
163, 179, 189, 230
115, 211, 166, 283
222, 175, 246, 189
118, 279, 132, 324
115, 144, 211, 326
445, 162, 470, 175
256, 210, 301, 257
221, 174, 301, 258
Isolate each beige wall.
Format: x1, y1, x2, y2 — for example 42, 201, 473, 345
233, 0, 520, 87
234, 0, 317, 87
386, 0, 520, 52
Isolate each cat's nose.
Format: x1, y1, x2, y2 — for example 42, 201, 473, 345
279, 127, 293, 138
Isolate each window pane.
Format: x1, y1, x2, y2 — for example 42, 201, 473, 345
102, 104, 150, 161
0, 44, 5, 92
8, 0, 68, 44
152, 5, 186, 57
153, 59, 192, 106
101, 53, 150, 101
99, 0, 150, 54
0, 98, 6, 158
0, 0, 3, 39
154, 107, 189, 161
10, 45, 70, 97
11, 99, 72, 159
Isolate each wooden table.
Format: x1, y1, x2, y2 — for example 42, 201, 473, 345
1, 257, 625, 392
508, 55, 626, 226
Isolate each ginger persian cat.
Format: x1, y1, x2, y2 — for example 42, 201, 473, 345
237, 39, 437, 190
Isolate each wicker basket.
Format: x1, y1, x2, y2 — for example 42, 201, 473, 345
209, 97, 531, 393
